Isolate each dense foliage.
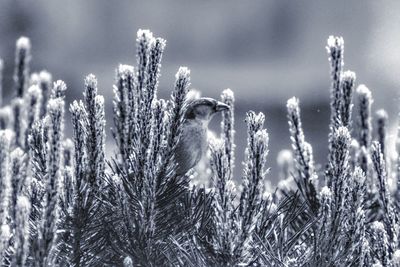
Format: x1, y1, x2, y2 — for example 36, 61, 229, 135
0, 30, 399, 266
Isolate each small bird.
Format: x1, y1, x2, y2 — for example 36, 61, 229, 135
174, 97, 229, 176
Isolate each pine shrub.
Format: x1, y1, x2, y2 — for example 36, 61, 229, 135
0, 31, 399, 267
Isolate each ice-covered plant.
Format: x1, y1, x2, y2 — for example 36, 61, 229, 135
287, 97, 318, 212
0, 30, 399, 267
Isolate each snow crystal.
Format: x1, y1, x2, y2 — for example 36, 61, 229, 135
39, 70, 52, 83
320, 186, 332, 197
371, 221, 385, 232
28, 84, 41, 96
118, 64, 134, 75
176, 66, 190, 80
16, 36, 31, 50
0, 129, 14, 143
47, 98, 64, 113
277, 149, 292, 166
221, 88, 234, 101
123, 256, 133, 267
342, 70, 356, 81
335, 126, 350, 139
356, 84, 372, 99
392, 250, 400, 263
54, 80, 67, 93
95, 95, 105, 106
17, 196, 31, 212
85, 74, 97, 88
0, 224, 10, 238
226, 180, 237, 193
269, 203, 277, 213
376, 109, 388, 120
137, 29, 153, 40
326, 35, 344, 50
286, 97, 299, 112
371, 262, 383, 267
255, 129, 269, 144
11, 147, 24, 159
30, 73, 40, 85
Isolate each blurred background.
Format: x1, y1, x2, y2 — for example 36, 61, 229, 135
1, 0, 399, 184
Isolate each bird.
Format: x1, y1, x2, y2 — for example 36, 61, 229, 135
174, 97, 229, 176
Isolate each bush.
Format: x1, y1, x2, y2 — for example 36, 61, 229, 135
0, 30, 399, 266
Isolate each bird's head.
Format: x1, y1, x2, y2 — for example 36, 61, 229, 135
185, 97, 229, 122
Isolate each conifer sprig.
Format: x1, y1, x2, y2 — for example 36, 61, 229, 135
14, 37, 31, 98
287, 97, 318, 212
0, 30, 399, 267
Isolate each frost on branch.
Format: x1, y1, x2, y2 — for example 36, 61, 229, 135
0, 31, 399, 267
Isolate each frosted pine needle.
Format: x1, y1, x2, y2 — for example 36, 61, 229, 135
14, 37, 31, 98
375, 109, 388, 159
340, 70, 356, 127
113, 64, 135, 163
10, 147, 27, 227
287, 97, 318, 211
326, 35, 344, 131
136, 29, 154, 95
11, 196, 31, 267
355, 84, 373, 148
0, 59, 3, 107
371, 141, 397, 246
0, 224, 10, 262
25, 85, 43, 147
84, 74, 106, 186
38, 70, 52, 117
0, 106, 12, 130
12, 97, 26, 148
221, 88, 235, 174
51, 80, 67, 99
0, 130, 13, 226
370, 221, 390, 266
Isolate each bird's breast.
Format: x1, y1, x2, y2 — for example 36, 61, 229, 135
174, 121, 208, 175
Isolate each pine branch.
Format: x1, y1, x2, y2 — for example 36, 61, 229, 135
11, 196, 31, 267
25, 85, 42, 150
38, 71, 52, 118
220, 88, 235, 176
326, 35, 344, 131
13, 37, 31, 98
339, 70, 356, 128
0, 59, 3, 107
12, 97, 26, 148
0, 106, 11, 130
35, 98, 65, 267
286, 97, 319, 212
10, 148, 28, 228
113, 64, 135, 166
0, 130, 12, 264
355, 85, 372, 177
371, 142, 397, 251
375, 109, 388, 161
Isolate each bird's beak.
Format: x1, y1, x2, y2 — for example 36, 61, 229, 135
215, 101, 230, 112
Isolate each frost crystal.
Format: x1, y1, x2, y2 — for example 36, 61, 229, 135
320, 186, 332, 198
39, 70, 52, 83
326, 35, 344, 50
356, 84, 372, 100
16, 37, 31, 50
393, 250, 400, 263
